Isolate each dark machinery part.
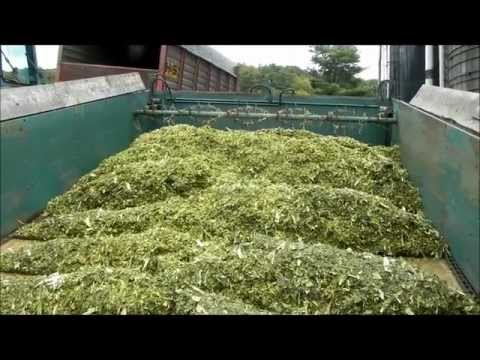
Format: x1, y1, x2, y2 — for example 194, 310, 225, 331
1, 47, 22, 86
446, 252, 478, 298
279, 88, 296, 105
1, 45, 40, 87
25, 45, 40, 85
249, 84, 274, 103
149, 73, 173, 107
143, 78, 396, 127
389, 46, 426, 102
378, 80, 391, 101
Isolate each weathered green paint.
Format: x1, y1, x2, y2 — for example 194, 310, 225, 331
160, 91, 383, 115
394, 100, 480, 293
147, 91, 392, 145
136, 113, 391, 145
390, 123, 400, 145
1, 92, 149, 237
164, 91, 383, 107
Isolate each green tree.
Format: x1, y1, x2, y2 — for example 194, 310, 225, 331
234, 64, 261, 92
309, 46, 378, 97
235, 63, 314, 96
234, 49, 378, 98
310, 45, 363, 85
291, 75, 313, 96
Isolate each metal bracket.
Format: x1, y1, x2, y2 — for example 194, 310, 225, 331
149, 73, 174, 108
249, 85, 273, 103
279, 88, 296, 105
378, 80, 391, 101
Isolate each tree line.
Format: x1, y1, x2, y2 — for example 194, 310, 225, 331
234, 46, 378, 97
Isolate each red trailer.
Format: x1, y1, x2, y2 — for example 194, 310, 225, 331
56, 45, 239, 92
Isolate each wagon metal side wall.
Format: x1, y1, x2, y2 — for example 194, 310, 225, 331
393, 99, 480, 293
137, 91, 391, 146
0, 76, 149, 238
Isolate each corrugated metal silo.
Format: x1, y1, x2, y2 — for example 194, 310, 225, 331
444, 45, 480, 93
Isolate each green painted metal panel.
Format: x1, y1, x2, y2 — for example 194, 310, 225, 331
390, 123, 400, 145
136, 113, 391, 146
169, 91, 382, 107
1, 92, 149, 237
394, 100, 480, 293
148, 91, 391, 145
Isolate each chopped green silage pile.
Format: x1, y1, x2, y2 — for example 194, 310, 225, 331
2, 125, 478, 314
0, 266, 271, 315
43, 126, 421, 214
2, 239, 478, 315
45, 155, 214, 212
16, 180, 444, 257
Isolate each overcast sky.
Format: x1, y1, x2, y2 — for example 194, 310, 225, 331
2, 45, 380, 80
211, 46, 380, 80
